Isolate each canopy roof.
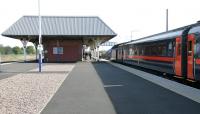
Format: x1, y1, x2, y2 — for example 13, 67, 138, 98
2, 16, 116, 39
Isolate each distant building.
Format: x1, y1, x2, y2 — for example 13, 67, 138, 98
2, 16, 116, 62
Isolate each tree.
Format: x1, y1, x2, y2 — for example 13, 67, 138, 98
12, 46, 22, 54
26, 46, 35, 54
4, 46, 13, 55
0, 44, 5, 54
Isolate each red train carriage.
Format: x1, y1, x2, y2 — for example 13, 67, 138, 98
112, 22, 200, 82
189, 25, 200, 81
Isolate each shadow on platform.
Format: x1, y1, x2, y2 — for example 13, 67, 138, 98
91, 61, 200, 114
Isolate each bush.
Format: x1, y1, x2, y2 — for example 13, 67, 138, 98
0, 45, 5, 54
0, 45, 35, 55
4, 46, 13, 55
26, 46, 35, 54
12, 46, 22, 54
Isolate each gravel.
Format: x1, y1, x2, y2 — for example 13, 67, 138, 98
0, 63, 74, 114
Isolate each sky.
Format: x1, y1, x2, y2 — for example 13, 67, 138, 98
1, 0, 200, 48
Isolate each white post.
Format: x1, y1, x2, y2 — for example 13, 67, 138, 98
21, 39, 28, 62
24, 47, 26, 62
0, 51, 1, 72
34, 43, 38, 60
38, 0, 42, 72
166, 9, 168, 32
82, 46, 84, 61
92, 49, 94, 60
38, 0, 42, 46
82, 45, 86, 61
95, 48, 97, 61
96, 40, 100, 61
93, 48, 95, 60
97, 46, 99, 61
91, 49, 93, 60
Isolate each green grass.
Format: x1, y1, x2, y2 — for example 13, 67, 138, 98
0, 54, 36, 62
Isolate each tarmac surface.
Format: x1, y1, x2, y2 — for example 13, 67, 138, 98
0, 61, 200, 114
0, 62, 38, 80
41, 62, 200, 114
41, 62, 116, 114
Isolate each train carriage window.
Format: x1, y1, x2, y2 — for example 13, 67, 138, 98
188, 41, 192, 51
132, 47, 135, 55
168, 42, 173, 56
196, 41, 200, 58
135, 47, 138, 55
161, 46, 167, 56
144, 46, 150, 56
129, 47, 132, 56
138, 46, 142, 55
158, 45, 162, 56
188, 41, 192, 56
140, 46, 144, 56
151, 45, 157, 56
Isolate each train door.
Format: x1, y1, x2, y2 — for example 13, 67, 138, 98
175, 37, 182, 76
123, 46, 128, 61
187, 34, 195, 80
121, 46, 124, 61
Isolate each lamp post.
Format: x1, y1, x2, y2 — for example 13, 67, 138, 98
166, 9, 168, 32
38, 0, 42, 72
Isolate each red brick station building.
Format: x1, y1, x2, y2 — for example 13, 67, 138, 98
2, 16, 116, 62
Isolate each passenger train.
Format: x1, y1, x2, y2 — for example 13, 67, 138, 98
111, 22, 200, 82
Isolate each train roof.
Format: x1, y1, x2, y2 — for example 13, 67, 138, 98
189, 22, 200, 34
127, 22, 200, 45
111, 40, 133, 49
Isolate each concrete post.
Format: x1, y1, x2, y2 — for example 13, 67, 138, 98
82, 46, 84, 61
23, 47, 27, 62
96, 39, 100, 61
97, 46, 99, 61
37, 44, 43, 72
91, 49, 93, 60
34, 43, 38, 61
95, 48, 97, 61
21, 39, 28, 62
92, 49, 95, 61
0, 51, 1, 72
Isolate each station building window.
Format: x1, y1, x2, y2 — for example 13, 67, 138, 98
53, 47, 63, 55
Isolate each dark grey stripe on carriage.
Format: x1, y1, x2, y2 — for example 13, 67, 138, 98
124, 59, 174, 74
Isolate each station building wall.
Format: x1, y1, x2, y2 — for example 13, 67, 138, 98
43, 39, 83, 62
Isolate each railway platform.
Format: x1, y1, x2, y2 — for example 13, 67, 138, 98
41, 61, 200, 114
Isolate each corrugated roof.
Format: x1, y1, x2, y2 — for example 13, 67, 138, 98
2, 16, 116, 37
